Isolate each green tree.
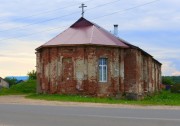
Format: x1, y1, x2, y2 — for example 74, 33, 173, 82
162, 76, 175, 85
171, 76, 180, 84
4, 77, 18, 87
27, 70, 37, 80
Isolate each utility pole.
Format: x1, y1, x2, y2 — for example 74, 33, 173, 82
79, 3, 87, 17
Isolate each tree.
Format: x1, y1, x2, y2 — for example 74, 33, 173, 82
4, 77, 18, 87
171, 76, 180, 84
27, 70, 37, 80
162, 76, 175, 85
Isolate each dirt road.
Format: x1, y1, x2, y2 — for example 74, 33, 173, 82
0, 95, 179, 110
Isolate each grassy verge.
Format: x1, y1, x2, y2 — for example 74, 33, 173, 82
0, 80, 36, 95
26, 91, 180, 106
1, 81, 180, 106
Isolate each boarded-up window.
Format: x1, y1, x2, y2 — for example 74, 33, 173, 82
62, 58, 73, 81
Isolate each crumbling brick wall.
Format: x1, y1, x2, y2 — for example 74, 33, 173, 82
37, 46, 125, 96
124, 48, 161, 99
36, 45, 161, 99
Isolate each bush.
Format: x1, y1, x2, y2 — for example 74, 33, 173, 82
171, 84, 180, 93
0, 80, 36, 95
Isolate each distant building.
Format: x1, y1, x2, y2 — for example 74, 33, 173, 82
0, 77, 9, 88
36, 17, 161, 100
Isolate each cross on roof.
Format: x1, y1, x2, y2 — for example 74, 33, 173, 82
79, 3, 87, 17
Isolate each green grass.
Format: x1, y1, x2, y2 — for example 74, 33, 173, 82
1, 81, 180, 106
142, 91, 180, 105
26, 90, 180, 106
0, 80, 36, 95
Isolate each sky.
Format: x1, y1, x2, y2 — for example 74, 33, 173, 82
0, 0, 180, 77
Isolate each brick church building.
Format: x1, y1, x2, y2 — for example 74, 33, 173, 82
36, 17, 161, 99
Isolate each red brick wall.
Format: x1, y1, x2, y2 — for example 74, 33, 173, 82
37, 46, 125, 96
36, 46, 161, 99
124, 48, 161, 99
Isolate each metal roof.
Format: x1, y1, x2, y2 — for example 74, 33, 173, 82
37, 17, 129, 49
36, 17, 161, 65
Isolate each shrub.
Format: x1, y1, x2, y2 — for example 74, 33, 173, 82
27, 70, 37, 80
10, 80, 36, 93
0, 80, 36, 95
171, 84, 180, 93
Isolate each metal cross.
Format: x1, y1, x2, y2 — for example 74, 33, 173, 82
79, 3, 87, 17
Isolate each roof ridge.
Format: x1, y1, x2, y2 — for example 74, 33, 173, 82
36, 17, 129, 50
70, 17, 93, 27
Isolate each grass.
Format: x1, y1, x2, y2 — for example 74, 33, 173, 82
0, 80, 36, 95
142, 91, 180, 105
1, 80, 180, 106
26, 90, 180, 106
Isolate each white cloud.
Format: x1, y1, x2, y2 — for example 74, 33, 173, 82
162, 61, 180, 76
172, 72, 180, 76
0, 58, 36, 78
90, 0, 180, 31
148, 48, 180, 60
0, 0, 180, 77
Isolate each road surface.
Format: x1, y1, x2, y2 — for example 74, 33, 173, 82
0, 104, 179, 126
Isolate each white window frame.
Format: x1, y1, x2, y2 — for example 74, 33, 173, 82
99, 58, 108, 82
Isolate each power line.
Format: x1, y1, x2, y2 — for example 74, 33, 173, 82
93, 0, 160, 20
0, 0, 92, 24
0, 25, 70, 41
86, 0, 122, 11
0, 11, 80, 33
0, 0, 161, 42
0, 0, 122, 33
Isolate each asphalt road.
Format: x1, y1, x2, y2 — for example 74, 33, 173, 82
0, 104, 179, 126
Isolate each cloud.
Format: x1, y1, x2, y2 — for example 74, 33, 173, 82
0, 58, 36, 78
0, 54, 34, 59
0, 0, 180, 77
161, 61, 180, 76
172, 72, 180, 76
90, 0, 180, 31
147, 48, 180, 60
